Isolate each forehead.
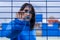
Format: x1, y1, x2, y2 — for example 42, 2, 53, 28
24, 6, 32, 10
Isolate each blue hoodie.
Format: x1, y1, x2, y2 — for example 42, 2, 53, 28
0, 18, 36, 40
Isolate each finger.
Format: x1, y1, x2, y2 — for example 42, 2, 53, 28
20, 10, 25, 14
19, 11, 25, 19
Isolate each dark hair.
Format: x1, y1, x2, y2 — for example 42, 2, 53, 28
19, 3, 35, 30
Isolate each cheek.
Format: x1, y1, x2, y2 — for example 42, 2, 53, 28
30, 15, 32, 19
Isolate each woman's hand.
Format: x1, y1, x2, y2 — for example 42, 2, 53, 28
16, 11, 27, 20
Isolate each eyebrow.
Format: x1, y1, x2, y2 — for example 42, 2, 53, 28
18, 11, 25, 13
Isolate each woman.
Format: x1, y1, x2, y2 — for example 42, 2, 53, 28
0, 3, 36, 40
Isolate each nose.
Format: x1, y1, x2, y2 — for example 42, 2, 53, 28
25, 13, 30, 16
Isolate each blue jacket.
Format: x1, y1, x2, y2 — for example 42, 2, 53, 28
0, 18, 36, 40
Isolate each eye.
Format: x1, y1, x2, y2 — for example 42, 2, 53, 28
25, 10, 28, 12
25, 10, 31, 14
25, 10, 29, 13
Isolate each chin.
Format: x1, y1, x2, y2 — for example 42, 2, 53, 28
25, 19, 30, 21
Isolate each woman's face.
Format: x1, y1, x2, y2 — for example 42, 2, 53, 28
23, 6, 32, 20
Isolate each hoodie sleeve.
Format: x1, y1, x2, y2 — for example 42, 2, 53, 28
0, 18, 26, 38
